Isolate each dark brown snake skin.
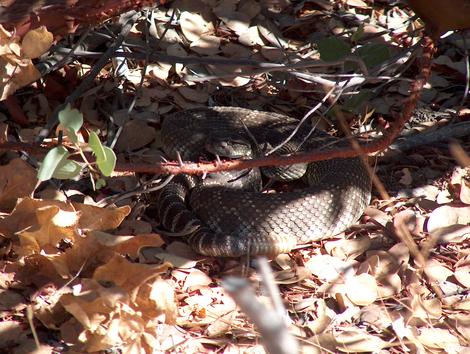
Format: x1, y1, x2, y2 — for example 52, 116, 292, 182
157, 107, 371, 257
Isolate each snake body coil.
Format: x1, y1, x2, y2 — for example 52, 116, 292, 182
157, 107, 371, 257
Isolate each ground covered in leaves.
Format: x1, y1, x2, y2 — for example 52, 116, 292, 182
0, 0, 470, 353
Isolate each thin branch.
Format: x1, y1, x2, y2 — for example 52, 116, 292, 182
1, 38, 436, 178
114, 37, 436, 176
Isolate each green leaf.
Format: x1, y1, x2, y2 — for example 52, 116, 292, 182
37, 146, 71, 181
95, 178, 107, 189
52, 159, 82, 180
89, 131, 116, 177
355, 43, 390, 69
318, 37, 351, 62
58, 104, 83, 133
97, 147, 116, 177
88, 131, 106, 161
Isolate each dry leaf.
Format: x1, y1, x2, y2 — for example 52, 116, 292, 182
410, 296, 442, 322
18, 205, 80, 256
423, 259, 453, 282
324, 235, 371, 260
177, 86, 209, 103
427, 205, 459, 233
430, 224, 470, 244
345, 274, 378, 306
214, 9, 250, 35
305, 254, 356, 282
238, 26, 265, 46
460, 178, 470, 204
454, 265, 470, 287
417, 327, 460, 350
93, 254, 169, 294
345, 0, 369, 8
0, 25, 41, 100
180, 11, 215, 42
334, 328, 387, 352
115, 119, 156, 152
189, 34, 221, 55
21, 26, 53, 59
0, 158, 37, 212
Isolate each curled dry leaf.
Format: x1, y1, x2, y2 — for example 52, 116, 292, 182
394, 209, 419, 237
430, 224, 470, 244
238, 26, 265, 46
21, 26, 53, 59
189, 34, 221, 55
345, 0, 370, 9
0, 25, 41, 100
18, 206, 80, 256
417, 327, 461, 351
359, 304, 393, 329
214, 8, 251, 35
454, 265, 470, 287
324, 235, 371, 260
272, 267, 311, 284
305, 254, 356, 282
149, 278, 178, 324
429, 204, 456, 228
345, 273, 378, 306
423, 258, 453, 282
410, 296, 442, 323
334, 328, 387, 352
179, 11, 215, 42
359, 251, 401, 278
182, 268, 212, 291
449, 313, 470, 341
146, 248, 199, 269
148, 62, 172, 82
177, 86, 210, 103
93, 254, 170, 294
460, 178, 470, 205
115, 119, 156, 152
205, 311, 237, 339
0, 158, 37, 212
90, 230, 165, 259
302, 299, 333, 334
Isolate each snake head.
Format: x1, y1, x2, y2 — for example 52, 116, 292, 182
205, 135, 253, 159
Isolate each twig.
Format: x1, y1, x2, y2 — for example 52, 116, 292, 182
223, 276, 299, 354
113, 36, 436, 176
1, 38, 436, 178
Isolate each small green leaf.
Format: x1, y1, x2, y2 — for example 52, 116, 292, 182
318, 37, 351, 62
52, 159, 82, 180
95, 178, 107, 189
58, 104, 83, 134
88, 131, 116, 176
88, 131, 106, 161
38, 146, 70, 181
355, 43, 390, 69
97, 147, 116, 177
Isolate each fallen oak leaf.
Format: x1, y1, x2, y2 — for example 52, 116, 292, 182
0, 158, 37, 212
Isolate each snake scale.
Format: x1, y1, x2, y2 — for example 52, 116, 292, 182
156, 107, 371, 257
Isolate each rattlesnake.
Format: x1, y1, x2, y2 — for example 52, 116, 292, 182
156, 107, 371, 257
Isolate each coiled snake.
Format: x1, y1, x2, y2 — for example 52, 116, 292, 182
157, 107, 371, 257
